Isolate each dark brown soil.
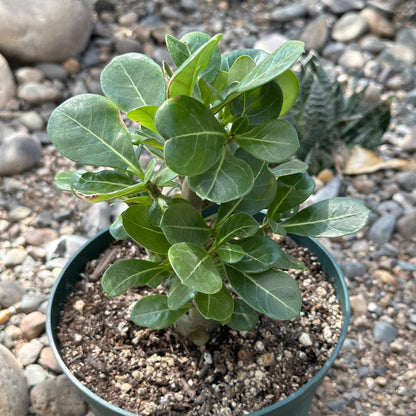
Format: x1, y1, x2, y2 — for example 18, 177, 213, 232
57, 237, 342, 415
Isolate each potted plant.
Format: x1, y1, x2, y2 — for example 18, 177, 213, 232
46, 32, 370, 416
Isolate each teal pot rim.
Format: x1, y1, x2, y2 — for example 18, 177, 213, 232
46, 227, 350, 416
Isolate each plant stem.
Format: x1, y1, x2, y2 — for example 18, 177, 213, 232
182, 178, 203, 212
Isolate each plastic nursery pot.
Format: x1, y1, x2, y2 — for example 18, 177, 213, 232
46, 228, 350, 416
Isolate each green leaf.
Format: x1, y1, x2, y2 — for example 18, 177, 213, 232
268, 173, 315, 219
271, 160, 308, 177
47, 94, 142, 177
273, 249, 307, 270
282, 197, 371, 237
216, 244, 245, 264
127, 105, 158, 132
234, 119, 299, 163
232, 236, 282, 273
180, 32, 221, 85
227, 55, 256, 84
187, 151, 253, 203
109, 215, 129, 240
275, 69, 299, 116
166, 34, 190, 67
155, 96, 227, 176
168, 33, 222, 98
227, 298, 259, 331
160, 201, 211, 246
102, 259, 169, 297
55, 171, 75, 192
226, 267, 301, 320
100, 53, 166, 113
236, 41, 304, 94
167, 278, 196, 310
168, 242, 223, 294
217, 163, 276, 218
221, 49, 268, 71
70, 170, 146, 202
230, 81, 283, 125
122, 205, 171, 254
215, 213, 259, 246
131, 294, 191, 329
195, 285, 234, 321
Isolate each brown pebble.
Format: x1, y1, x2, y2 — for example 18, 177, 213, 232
237, 348, 254, 363
20, 311, 46, 339
38, 347, 62, 373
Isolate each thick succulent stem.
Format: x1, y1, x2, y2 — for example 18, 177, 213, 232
182, 178, 203, 212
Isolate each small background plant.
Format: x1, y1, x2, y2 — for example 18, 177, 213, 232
284, 54, 391, 175
47, 33, 370, 343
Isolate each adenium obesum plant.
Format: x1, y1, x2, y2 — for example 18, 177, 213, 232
48, 32, 370, 344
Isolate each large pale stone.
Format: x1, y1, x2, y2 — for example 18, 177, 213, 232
0, 344, 29, 416
0, 53, 16, 107
0, 0, 94, 63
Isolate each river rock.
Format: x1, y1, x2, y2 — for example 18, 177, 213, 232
0, 344, 29, 416
0, 133, 42, 176
368, 214, 396, 246
360, 8, 395, 38
396, 210, 416, 240
0, 53, 16, 107
0, 0, 94, 63
332, 12, 369, 42
300, 15, 329, 52
17, 81, 60, 104
322, 0, 365, 14
0, 280, 25, 308
30, 374, 88, 416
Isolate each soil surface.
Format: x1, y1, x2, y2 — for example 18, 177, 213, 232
57, 237, 342, 415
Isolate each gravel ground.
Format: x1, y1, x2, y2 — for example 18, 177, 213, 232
1, 1, 415, 415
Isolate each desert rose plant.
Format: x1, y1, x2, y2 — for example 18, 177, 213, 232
47, 32, 370, 343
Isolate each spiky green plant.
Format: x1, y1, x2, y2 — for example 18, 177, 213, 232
284, 55, 391, 175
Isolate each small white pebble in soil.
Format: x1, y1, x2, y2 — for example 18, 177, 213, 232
254, 340, 265, 351
203, 351, 213, 364
298, 351, 307, 360
323, 326, 333, 343
74, 333, 82, 343
299, 332, 313, 347
257, 352, 274, 366
119, 382, 132, 392
73, 299, 85, 312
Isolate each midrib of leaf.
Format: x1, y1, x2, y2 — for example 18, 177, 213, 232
126, 218, 165, 237
118, 62, 146, 106
109, 266, 165, 295
284, 210, 362, 228
244, 271, 298, 315
62, 112, 142, 177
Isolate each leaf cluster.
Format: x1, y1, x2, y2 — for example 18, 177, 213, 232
48, 33, 370, 336
284, 54, 391, 175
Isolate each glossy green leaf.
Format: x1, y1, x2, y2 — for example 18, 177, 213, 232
282, 197, 371, 237
216, 244, 245, 264
195, 285, 234, 321
221, 49, 268, 71
234, 119, 299, 163
166, 34, 190, 67
215, 213, 259, 246
187, 151, 253, 203
227, 55, 256, 84
127, 105, 158, 132
236, 41, 304, 94
167, 278, 196, 310
47, 94, 142, 176
275, 69, 299, 116
155, 96, 227, 176
271, 160, 308, 177
70, 170, 146, 202
102, 259, 169, 297
226, 267, 301, 320
217, 164, 276, 219
122, 205, 170, 254
227, 298, 259, 331
273, 249, 307, 270
268, 173, 315, 219
232, 236, 282, 273
131, 294, 191, 329
168, 33, 222, 98
230, 81, 283, 125
181, 32, 221, 85
168, 242, 223, 294
160, 201, 211, 246
100, 53, 165, 112
109, 215, 129, 240
55, 171, 74, 192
